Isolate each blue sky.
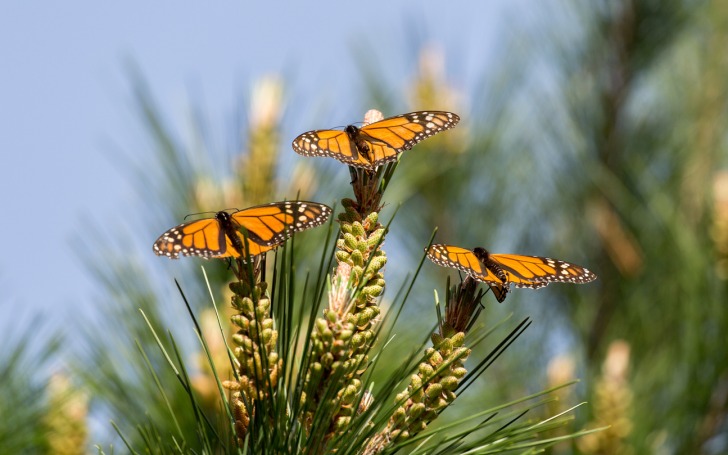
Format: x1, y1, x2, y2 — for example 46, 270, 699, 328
0, 2, 516, 335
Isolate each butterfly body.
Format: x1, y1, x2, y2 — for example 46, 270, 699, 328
216, 211, 246, 257
427, 244, 596, 302
293, 111, 460, 170
471, 247, 508, 284
154, 201, 332, 260
344, 124, 368, 153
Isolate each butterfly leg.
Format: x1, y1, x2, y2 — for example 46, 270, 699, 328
349, 166, 359, 185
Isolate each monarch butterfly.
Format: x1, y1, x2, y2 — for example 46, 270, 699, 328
426, 244, 596, 302
153, 201, 331, 260
292, 111, 460, 170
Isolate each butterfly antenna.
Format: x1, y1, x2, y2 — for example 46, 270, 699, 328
183, 210, 218, 220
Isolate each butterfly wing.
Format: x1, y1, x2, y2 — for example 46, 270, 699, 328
427, 244, 514, 302
358, 111, 460, 165
154, 201, 331, 260
229, 201, 332, 249
486, 282, 511, 303
153, 217, 227, 259
427, 244, 595, 302
489, 254, 597, 288
292, 111, 460, 170
426, 244, 503, 284
292, 129, 368, 168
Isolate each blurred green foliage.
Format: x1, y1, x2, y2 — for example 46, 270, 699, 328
0, 326, 62, 454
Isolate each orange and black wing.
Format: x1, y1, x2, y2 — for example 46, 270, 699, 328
427, 244, 596, 287
426, 244, 595, 301
292, 111, 459, 170
426, 244, 517, 302
486, 282, 510, 303
489, 254, 597, 287
153, 217, 228, 259
229, 201, 332, 250
427, 244, 499, 282
292, 129, 365, 167
357, 111, 459, 167
154, 201, 332, 260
